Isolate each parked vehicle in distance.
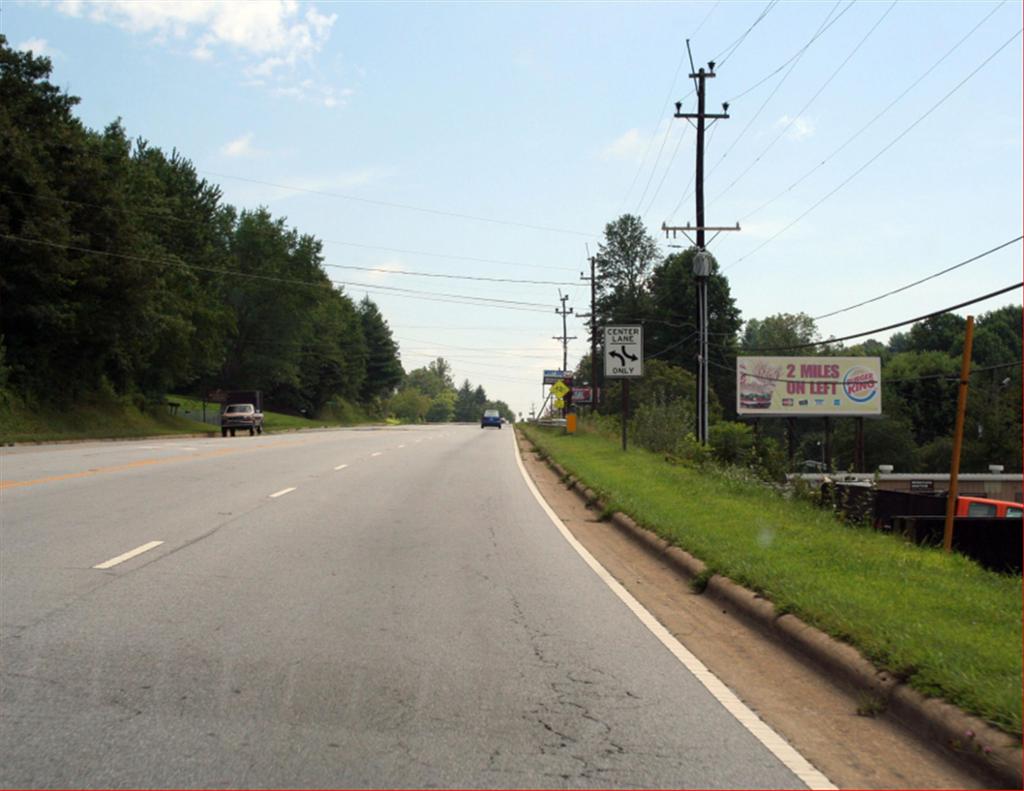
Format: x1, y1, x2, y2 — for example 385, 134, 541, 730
481, 409, 502, 429
955, 496, 1023, 518
221, 402, 263, 437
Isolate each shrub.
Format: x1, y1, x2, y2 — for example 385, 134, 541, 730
630, 398, 695, 455
709, 421, 755, 466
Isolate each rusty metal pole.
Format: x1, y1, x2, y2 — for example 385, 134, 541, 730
943, 315, 975, 553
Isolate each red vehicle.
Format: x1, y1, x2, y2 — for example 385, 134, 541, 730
955, 496, 1023, 518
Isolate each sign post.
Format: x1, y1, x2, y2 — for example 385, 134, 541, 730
603, 326, 643, 451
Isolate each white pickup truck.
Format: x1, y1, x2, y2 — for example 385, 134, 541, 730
220, 403, 263, 437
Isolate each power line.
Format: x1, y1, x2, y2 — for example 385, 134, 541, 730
727, 27, 1023, 271
0, 233, 554, 314
619, 3, 718, 212
711, 0, 896, 204
713, 0, 779, 67
642, 119, 690, 218
0, 187, 577, 274
813, 237, 1024, 321
738, 282, 1022, 352
736, 1, 1009, 226
323, 263, 577, 287
708, 1, 852, 182
200, 170, 597, 238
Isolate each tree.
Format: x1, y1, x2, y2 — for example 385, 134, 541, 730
594, 214, 661, 325
889, 313, 965, 356
646, 247, 742, 416
403, 357, 454, 399
741, 313, 821, 352
389, 387, 430, 423
453, 379, 477, 422
426, 390, 455, 423
359, 297, 403, 407
883, 351, 960, 446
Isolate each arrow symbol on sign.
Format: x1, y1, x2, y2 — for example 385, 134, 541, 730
611, 346, 638, 366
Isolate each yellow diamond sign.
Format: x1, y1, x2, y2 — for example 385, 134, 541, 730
550, 380, 569, 398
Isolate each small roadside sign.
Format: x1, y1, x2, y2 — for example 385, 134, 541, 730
604, 326, 643, 378
550, 380, 570, 398
543, 369, 568, 384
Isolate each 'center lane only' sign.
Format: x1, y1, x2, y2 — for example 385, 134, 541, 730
603, 325, 643, 378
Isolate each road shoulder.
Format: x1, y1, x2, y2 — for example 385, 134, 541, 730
516, 430, 1001, 790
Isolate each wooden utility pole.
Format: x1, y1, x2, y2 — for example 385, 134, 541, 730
553, 292, 576, 373
579, 256, 599, 412
553, 293, 576, 416
662, 48, 737, 444
943, 315, 975, 553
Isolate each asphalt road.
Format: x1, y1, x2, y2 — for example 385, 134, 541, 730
1, 426, 824, 788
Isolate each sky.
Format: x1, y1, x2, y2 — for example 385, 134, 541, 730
3, 0, 1021, 418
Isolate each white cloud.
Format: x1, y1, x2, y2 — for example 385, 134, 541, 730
601, 129, 645, 161
53, 1, 349, 107
17, 37, 60, 58
221, 132, 261, 158
775, 115, 815, 142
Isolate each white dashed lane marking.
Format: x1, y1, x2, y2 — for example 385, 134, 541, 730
334, 464, 349, 471
269, 487, 297, 499
93, 541, 164, 570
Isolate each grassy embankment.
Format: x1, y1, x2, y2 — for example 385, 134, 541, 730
0, 393, 372, 444
521, 423, 1022, 737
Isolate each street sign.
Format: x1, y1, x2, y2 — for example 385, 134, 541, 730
543, 369, 568, 385
550, 380, 570, 398
553, 396, 565, 409
603, 325, 643, 378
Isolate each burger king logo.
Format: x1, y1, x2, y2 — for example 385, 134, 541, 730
843, 366, 878, 403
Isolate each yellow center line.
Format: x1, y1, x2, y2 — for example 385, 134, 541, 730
0, 438, 314, 491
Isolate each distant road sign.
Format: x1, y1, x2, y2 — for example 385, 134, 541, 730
550, 380, 570, 398
543, 369, 568, 384
604, 326, 643, 378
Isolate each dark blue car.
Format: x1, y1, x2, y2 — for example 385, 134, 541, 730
480, 409, 502, 429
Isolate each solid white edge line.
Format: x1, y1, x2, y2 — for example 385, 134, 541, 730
93, 540, 164, 569
511, 433, 836, 791
334, 464, 349, 471
269, 487, 297, 498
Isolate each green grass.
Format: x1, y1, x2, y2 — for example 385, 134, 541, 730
522, 424, 1023, 736
0, 393, 217, 443
0, 392, 377, 443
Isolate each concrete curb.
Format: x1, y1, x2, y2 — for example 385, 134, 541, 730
524, 437, 1022, 789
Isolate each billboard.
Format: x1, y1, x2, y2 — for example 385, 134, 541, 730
737, 357, 881, 416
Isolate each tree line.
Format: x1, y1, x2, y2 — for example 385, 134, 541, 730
576, 214, 1022, 473
0, 38, 504, 424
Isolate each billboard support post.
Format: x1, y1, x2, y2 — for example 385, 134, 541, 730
854, 418, 862, 472
824, 416, 832, 472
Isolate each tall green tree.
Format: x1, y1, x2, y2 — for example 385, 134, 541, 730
594, 214, 661, 326
646, 247, 742, 416
359, 297, 403, 407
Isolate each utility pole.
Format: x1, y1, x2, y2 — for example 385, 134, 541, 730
553, 292, 576, 416
662, 44, 738, 446
579, 255, 599, 412
553, 292, 576, 373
